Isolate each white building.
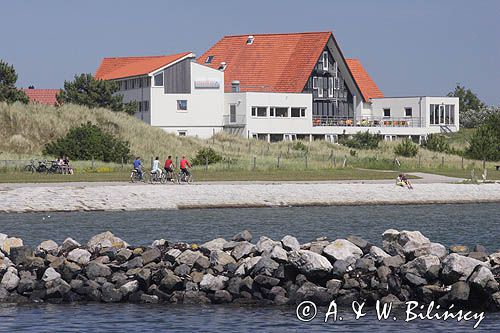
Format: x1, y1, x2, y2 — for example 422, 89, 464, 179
95, 52, 224, 138
95, 31, 459, 142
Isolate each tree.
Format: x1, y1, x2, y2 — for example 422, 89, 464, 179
57, 74, 136, 114
43, 122, 131, 163
465, 113, 500, 162
0, 60, 29, 104
339, 131, 383, 150
447, 84, 485, 112
394, 138, 419, 157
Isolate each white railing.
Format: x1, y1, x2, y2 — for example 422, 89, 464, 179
312, 116, 423, 128
223, 114, 246, 126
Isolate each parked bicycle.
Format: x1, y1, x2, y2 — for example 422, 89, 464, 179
24, 160, 48, 173
47, 161, 62, 174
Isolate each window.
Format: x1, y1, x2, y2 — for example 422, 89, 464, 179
154, 72, 164, 86
312, 77, 318, 89
251, 107, 267, 117
328, 77, 333, 97
124, 80, 128, 90
177, 100, 187, 111
138, 101, 142, 112
230, 104, 236, 123
138, 78, 143, 88
318, 78, 323, 97
334, 77, 340, 90
143, 101, 149, 112
291, 107, 306, 118
218, 62, 227, 71
130, 79, 135, 89
205, 55, 214, 64
270, 107, 288, 117
178, 130, 187, 136
246, 36, 254, 44
333, 62, 338, 76
322, 51, 328, 70
383, 108, 391, 117
145, 77, 150, 87
405, 107, 412, 117
430, 104, 454, 125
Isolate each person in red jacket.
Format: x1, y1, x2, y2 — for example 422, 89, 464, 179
179, 156, 192, 177
164, 155, 174, 181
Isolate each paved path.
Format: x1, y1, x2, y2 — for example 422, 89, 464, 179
0, 180, 498, 213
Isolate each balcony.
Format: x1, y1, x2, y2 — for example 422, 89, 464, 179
223, 114, 246, 127
312, 116, 423, 128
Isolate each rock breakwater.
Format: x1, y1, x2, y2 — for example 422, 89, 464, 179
0, 230, 499, 310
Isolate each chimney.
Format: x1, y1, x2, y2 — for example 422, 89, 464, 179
231, 80, 240, 92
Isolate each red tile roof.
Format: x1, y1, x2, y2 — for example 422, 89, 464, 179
95, 52, 193, 80
22, 89, 60, 106
197, 32, 332, 93
345, 59, 384, 101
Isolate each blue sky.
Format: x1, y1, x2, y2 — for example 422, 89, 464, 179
1, 0, 499, 104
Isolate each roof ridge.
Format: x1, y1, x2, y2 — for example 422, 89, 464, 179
102, 52, 191, 60
221, 31, 332, 38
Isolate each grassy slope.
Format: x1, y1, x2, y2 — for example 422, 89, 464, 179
0, 102, 497, 182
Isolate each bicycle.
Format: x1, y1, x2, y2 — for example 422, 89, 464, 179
176, 170, 194, 184
149, 170, 166, 184
24, 160, 37, 173
130, 169, 146, 183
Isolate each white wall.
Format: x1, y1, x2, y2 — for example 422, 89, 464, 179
115, 76, 151, 124
150, 62, 224, 138
423, 96, 460, 130
371, 97, 425, 127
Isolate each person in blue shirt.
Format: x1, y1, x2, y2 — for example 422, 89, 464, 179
133, 156, 143, 180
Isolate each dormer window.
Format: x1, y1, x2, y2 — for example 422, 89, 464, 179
322, 51, 328, 71
218, 62, 227, 71
246, 35, 254, 45
205, 55, 214, 64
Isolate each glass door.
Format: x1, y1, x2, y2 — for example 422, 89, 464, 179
438, 104, 446, 125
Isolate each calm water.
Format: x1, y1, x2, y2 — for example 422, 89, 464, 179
0, 203, 499, 332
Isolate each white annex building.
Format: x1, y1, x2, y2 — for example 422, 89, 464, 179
95, 31, 459, 142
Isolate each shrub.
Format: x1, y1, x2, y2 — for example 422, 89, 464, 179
192, 147, 223, 165
340, 131, 382, 150
43, 122, 131, 163
394, 138, 419, 157
465, 113, 500, 161
292, 141, 308, 151
421, 134, 450, 153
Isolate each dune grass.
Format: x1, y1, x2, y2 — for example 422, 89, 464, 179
0, 102, 497, 183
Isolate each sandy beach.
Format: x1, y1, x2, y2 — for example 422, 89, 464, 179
0, 180, 499, 213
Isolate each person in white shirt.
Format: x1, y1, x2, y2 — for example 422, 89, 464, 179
151, 156, 162, 176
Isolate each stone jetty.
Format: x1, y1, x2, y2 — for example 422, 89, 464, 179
0, 230, 499, 311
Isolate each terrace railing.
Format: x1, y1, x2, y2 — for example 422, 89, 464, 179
312, 116, 423, 128
223, 114, 246, 127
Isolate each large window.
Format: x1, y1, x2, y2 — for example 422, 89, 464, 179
328, 77, 333, 97
154, 72, 164, 87
230, 104, 237, 123
430, 104, 455, 125
251, 107, 267, 117
291, 107, 306, 118
322, 51, 328, 70
270, 107, 288, 117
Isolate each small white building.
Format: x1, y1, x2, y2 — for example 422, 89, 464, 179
95, 31, 459, 142
95, 52, 224, 138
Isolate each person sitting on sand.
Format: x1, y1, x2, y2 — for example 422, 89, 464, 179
401, 173, 413, 189
396, 174, 405, 187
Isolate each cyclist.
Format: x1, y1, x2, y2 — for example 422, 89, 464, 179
151, 156, 162, 180
133, 156, 143, 180
164, 155, 174, 181
179, 155, 192, 180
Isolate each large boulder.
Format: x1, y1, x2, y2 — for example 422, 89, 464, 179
141, 248, 161, 265
382, 229, 431, 257
61, 238, 81, 253
36, 240, 59, 255
323, 239, 363, 265
9, 246, 33, 265
401, 255, 441, 278
176, 250, 201, 267
200, 238, 227, 253
42, 267, 61, 282
119, 280, 139, 296
255, 236, 279, 253
289, 250, 332, 277
87, 231, 128, 251
232, 230, 252, 242
1, 237, 23, 255
1, 267, 19, 291
210, 250, 236, 267
199, 274, 228, 291
86, 261, 112, 280
67, 248, 91, 265
251, 256, 279, 276
441, 253, 487, 284
281, 235, 300, 251
467, 266, 498, 291
231, 241, 255, 260
270, 245, 288, 263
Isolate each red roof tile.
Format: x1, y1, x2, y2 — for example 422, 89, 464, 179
95, 52, 193, 80
197, 32, 332, 93
345, 59, 384, 101
22, 89, 60, 106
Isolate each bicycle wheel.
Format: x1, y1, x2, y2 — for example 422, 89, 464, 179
187, 174, 194, 184
24, 165, 35, 173
160, 174, 167, 184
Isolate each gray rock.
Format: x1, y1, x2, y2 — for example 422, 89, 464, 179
165, 248, 182, 262
251, 256, 279, 276
473, 244, 487, 253
448, 281, 470, 302
256, 236, 279, 253
119, 280, 139, 296
42, 267, 61, 282
235, 256, 261, 276
382, 229, 430, 256
270, 245, 288, 263
231, 241, 255, 261
86, 261, 112, 280
210, 250, 236, 267
222, 241, 240, 251
151, 239, 167, 247
449, 245, 469, 255
101, 283, 123, 303
213, 290, 232, 303
176, 250, 201, 267
295, 281, 330, 305
467, 266, 498, 290
347, 235, 371, 252
428, 243, 448, 259
184, 290, 211, 304
87, 231, 129, 251
9, 246, 33, 265
468, 252, 488, 262
116, 248, 133, 262
174, 264, 191, 277
380, 293, 403, 305
369, 246, 390, 262
269, 285, 287, 299
490, 252, 500, 266
383, 255, 406, 268
355, 258, 375, 272
377, 266, 392, 283
232, 230, 252, 242
61, 238, 80, 253
1, 267, 19, 291
36, 240, 59, 255
140, 294, 159, 303
332, 260, 350, 277
0, 237, 23, 255
401, 255, 440, 277
326, 279, 342, 294
67, 248, 91, 265
200, 238, 227, 253
194, 255, 210, 270
254, 274, 280, 288
441, 253, 487, 284
160, 274, 183, 291
309, 240, 329, 254
45, 278, 71, 298
126, 256, 143, 269
289, 250, 332, 277
323, 239, 363, 265
404, 273, 427, 286
200, 274, 228, 291
281, 235, 300, 251
141, 248, 161, 265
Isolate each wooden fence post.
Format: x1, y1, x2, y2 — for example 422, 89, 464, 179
205, 156, 208, 172
305, 155, 308, 169
461, 156, 464, 169
253, 156, 256, 170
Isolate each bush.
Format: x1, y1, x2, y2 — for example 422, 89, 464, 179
340, 131, 382, 150
421, 134, 450, 153
465, 113, 500, 161
292, 141, 308, 151
43, 122, 131, 163
394, 138, 419, 157
192, 147, 223, 165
